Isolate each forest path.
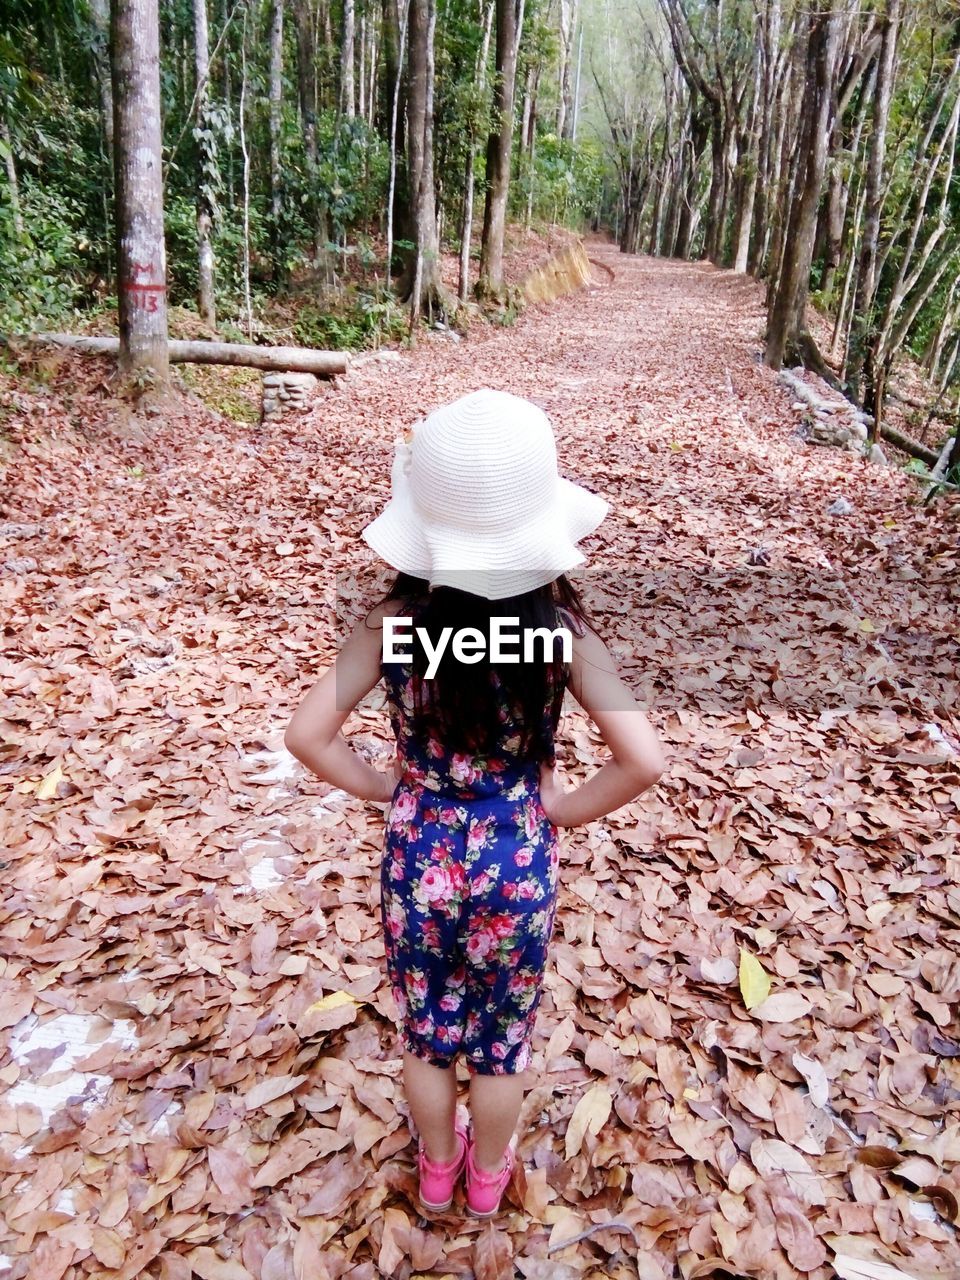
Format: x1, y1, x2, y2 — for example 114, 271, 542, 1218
3, 241, 959, 1278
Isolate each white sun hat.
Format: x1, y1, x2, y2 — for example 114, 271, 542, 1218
361, 388, 609, 601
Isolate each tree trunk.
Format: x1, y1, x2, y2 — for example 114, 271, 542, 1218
674, 105, 708, 259
556, 0, 578, 140
386, 0, 409, 277
846, 0, 900, 400
193, 0, 216, 329
478, 0, 521, 299
0, 116, 23, 238
703, 99, 727, 262
731, 43, 762, 273
383, 0, 409, 250
459, 0, 495, 304
399, 0, 449, 317
341, 0, 356, 117
239, 0, 253, 337
111, 0, 169, 382
764, 3, 839, 370
89, 0, 114, 161
268, 0, 284, 282
294, 0, 334, 284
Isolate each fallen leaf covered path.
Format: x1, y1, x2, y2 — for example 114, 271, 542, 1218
2, 242, 959, 1280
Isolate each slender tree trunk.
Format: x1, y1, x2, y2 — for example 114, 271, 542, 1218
268, 0, 284, 282
478, 0, 521, 299
111, 0, 169, 382
556, 0, 574, 138
847, 0, 901, 400
675, 105, 708, 259
239, 2, 253, 337
764, 3, 839, 369
221, 0, 234, 209
294, 0, 334, 285
458, 0, 495, 303
90, 0, 114, 160
0, 117, 23, 238
386, 0, 410, 278
732, 45, 762, 273
341, 0, 356, 117
703, 100, 726, 262
193, 0, 216, 328
571, 23, 583, 141
384, 0, 409, 245
400, 0, 448, 317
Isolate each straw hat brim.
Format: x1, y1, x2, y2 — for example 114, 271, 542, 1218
362, 476, 608, 600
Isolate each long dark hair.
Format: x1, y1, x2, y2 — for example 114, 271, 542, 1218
378, 573, 589, 761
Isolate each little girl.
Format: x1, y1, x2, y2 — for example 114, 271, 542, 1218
284, 389, 663, 1217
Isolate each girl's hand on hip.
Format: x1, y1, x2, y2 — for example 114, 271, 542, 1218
375, 756, 403, 805
538, 761, 568, 826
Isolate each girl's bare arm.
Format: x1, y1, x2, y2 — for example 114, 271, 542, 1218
539, 625, 663, 827
284, 610, 397, 803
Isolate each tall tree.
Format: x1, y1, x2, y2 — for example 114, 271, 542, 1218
341, 0, 356, 116
294, 0, 335, 284
477, 0, 523, 300
458, 0, 495, 303
193, 0, 216, 328
764, 1, 840, 369
401, 0, 449, 317
111, 0, 169, 381
268, 0, 284, 281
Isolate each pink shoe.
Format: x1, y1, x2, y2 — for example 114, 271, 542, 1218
417, 1121, 468, 1212
465, 1135, 516, 1218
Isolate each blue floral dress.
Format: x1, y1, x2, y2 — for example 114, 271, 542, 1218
380, 638, 568, 1076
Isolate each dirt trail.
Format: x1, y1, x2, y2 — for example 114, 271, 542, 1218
2, 243, 958, 1279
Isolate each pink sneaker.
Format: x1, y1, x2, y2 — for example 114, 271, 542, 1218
465, 1135, 516, 1218
417, 1121, 468, 1212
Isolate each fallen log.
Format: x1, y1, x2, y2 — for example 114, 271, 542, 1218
873, 421, 939, 467
13, 334, 349, 377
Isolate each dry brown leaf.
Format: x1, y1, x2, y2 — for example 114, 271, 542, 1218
184, 1248, 254, 1280
750, 1138, 826, 1205
207, 1144, 254, 1211
773, 1197, 827, 1272
857, 1146, 902, 1170
473, 1223, 514, 1280
299, 1151, 367, 1217
244, 1074, 308, 1110
791, 1052, 829, 1107
700, 957, 737, 985
565, 1085, 612, 1158
749, 990, 812, 1022
832, 1255, 922, 1280
377, 1207, 409, 1276
251, 1134, 322, 1188
292, 1226, 332, 1280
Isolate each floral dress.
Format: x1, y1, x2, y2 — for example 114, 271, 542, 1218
380, 639, 569, 1076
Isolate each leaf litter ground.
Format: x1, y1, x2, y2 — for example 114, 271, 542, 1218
1, 242, 959, 1280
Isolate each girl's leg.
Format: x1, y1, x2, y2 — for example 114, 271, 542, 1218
403, 1051, 460, 1163
468, 1071, 527, 1171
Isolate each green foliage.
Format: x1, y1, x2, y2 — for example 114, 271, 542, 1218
282, 111, 389, 253
292, 289, 408, 352
0, 180, 91, 328
514, 134, 605, 230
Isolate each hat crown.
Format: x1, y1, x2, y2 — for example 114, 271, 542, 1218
411, 390, 559, 531
360, 387, 609, 601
